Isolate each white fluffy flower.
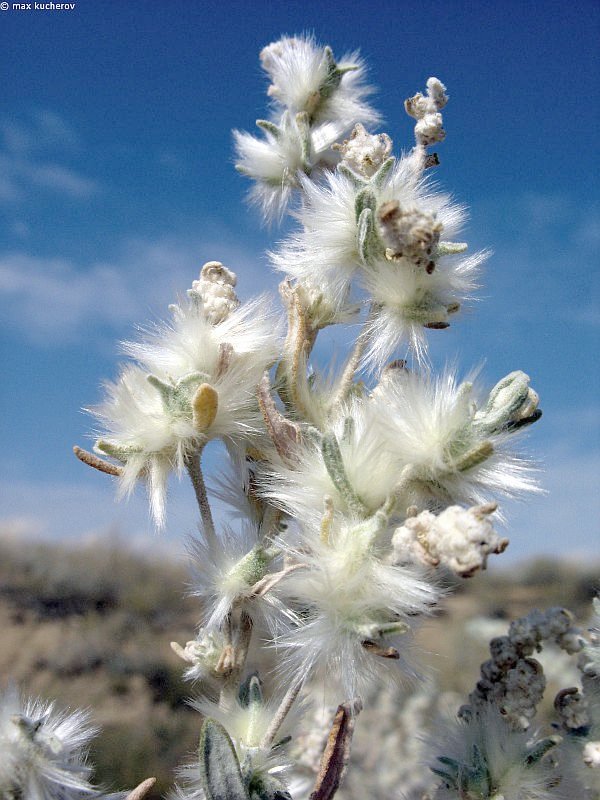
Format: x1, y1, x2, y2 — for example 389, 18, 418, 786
261, 368, 539, 531
186, 522, 285, 631
234, 113, 344, 221
363, 246, 484, 368
260, 393, 398, 527
170, 628, 228, 684
259, 35, 379, 128
177, 680, 295, 800
274, 509, 439, 700
370, 367, 541, 511
272, 144, 485, 366
0, 684, 98, 799
270, 168, 362, 297
90, 269, 282, 526
235, 36, 380, 221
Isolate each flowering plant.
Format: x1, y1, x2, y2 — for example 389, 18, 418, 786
3, 35, 598, 800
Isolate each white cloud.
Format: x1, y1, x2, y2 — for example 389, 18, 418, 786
0, 111, 99, 204
0, 233, 268, 344
0, 110, 81, 154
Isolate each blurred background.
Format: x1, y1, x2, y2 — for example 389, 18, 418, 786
0, 1, 598, 796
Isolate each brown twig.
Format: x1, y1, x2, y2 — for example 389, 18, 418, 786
72, 445, 122, 477
258, 371, 301, 466
309, 700, 363, 800
125, 777, 156, 800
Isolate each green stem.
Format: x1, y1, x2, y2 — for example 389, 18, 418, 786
184, 447, 216, 550
260, 675, 304, 749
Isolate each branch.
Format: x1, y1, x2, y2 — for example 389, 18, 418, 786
126, 778, 156, 800
73, 445, 122, 477
309, 700, 363, 800
184, 448, 217, 550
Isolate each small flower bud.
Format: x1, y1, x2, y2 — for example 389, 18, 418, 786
189, 261, 240, 325
378, 201, 442, 271
392, 503, 506, 577
554, 686, 590, 731
405, 77, 448, 146
475, 371, 541, 434
335, 122, 393, 178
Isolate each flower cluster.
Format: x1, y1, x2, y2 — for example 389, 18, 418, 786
60, 33, 559, 800
234, 35, 379, 220
89, 261, 282, 527
247, 64, 488, 367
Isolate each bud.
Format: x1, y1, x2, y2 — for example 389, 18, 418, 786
378, 201, 442, 271
189, 261, 240, 325
335, 122, 393, 178
392, 503, 507, 577
475, 371, 541, 434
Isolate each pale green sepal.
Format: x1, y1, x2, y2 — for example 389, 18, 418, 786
357, 620, 409, 639
453, 441, 494, 472
256, 120, 281, 139
95, 439, 141, 462
199, 718, 250, 800
321, 433, 369, 518
354, 186, 377, 222
146, 374, 173, 405
430, 765, 458, 789
342, 416, 355, 443
475, 371, 534, 435
437, 756, 460, 771
370, 156, 395, 189
357, 207, 375, 265
337, 163, 368, 188
295, 112, 311, 170
318, 46, 357, 102
457, 744, 491, 796
229, 545, 277, 587
147, 371, 208, 416
436, 241, 468, 256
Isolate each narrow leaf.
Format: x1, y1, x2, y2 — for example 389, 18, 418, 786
370, 156, 395, 189
321, 434, 369, 518
199, 718, 249, 800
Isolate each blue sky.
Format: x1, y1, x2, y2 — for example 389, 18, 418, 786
1, 0, 598, 562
